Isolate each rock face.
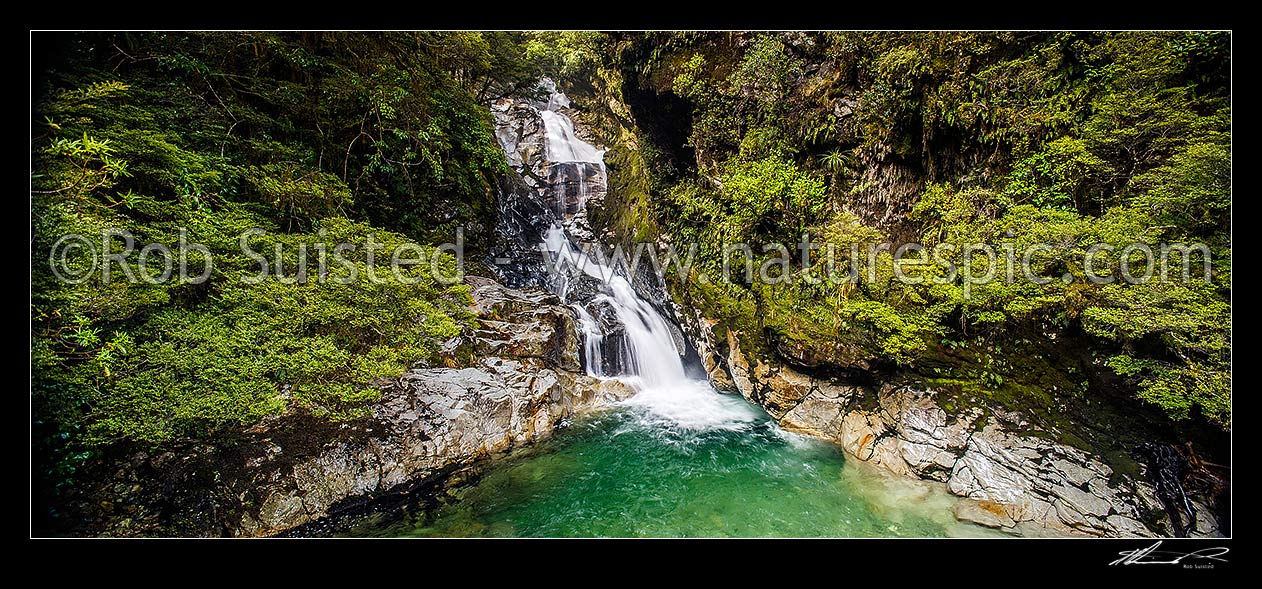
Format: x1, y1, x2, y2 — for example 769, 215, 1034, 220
690, 326, 1223, 538
238, 354, 633, 536
486, 171, 557, 290
489, 81, 688, 378
465, 275, 582, 372
234, 279, 635, 536
72, 277, 634, 537
825, 386, 1165, 537
672, 302, 736, 393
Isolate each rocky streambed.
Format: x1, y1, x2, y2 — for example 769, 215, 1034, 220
675, 306, 1224, 537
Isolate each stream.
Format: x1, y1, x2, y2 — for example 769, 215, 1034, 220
348, 393, 1000, 538
351, 84, 999, 538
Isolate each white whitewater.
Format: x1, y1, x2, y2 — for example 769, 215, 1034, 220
535, 94, 757, 431
570, 303, 605, 378
541, 111, 606, 163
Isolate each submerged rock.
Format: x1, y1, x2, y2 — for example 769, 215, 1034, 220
953, 499, 1017, 529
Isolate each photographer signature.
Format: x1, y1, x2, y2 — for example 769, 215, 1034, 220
1110, 541, 1229, 566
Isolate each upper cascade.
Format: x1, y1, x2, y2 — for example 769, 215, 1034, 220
490, 80, 756, 431
541, 109, 605, 164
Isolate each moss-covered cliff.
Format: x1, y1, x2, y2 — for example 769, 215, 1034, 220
556, 33, 1230, 521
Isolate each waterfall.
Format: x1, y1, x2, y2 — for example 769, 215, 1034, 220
541, 110, 605, 163
540, 223, 687, 388
513, 85, 757, 431
571, 304, 604, 377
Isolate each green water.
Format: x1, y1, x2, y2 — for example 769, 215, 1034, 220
349, 395, 1001, 538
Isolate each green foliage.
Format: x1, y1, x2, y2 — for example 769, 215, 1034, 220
670, 54, 710, 101
524, 32, 601, 82
913, 179, 1230, 426
1105, 356, 1229, 428
31, 32, 526, 484
84, 219, 472, 444
610, 31, 1230, 429
715, 157, 827, 243
246, 163, 351, 230
1003, 137, 1112, 210
730, 35, 804, 114
1130, 142, 1231, 237
841, 300, 934, 362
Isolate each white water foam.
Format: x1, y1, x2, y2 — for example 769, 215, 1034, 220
541, 110, 605, 163
534, 89, 759, 432
621, 380, 760, 431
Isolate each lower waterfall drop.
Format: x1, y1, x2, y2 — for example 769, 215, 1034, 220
532, 88, 757, 431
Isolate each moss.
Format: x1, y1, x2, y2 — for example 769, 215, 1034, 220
912, 331, 1205, 484
31, 32, 519, 507
921, 338, 1092, 448
1103, 449, 1144, 487
564, 66, 661, 249
678, 276, 767, 358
